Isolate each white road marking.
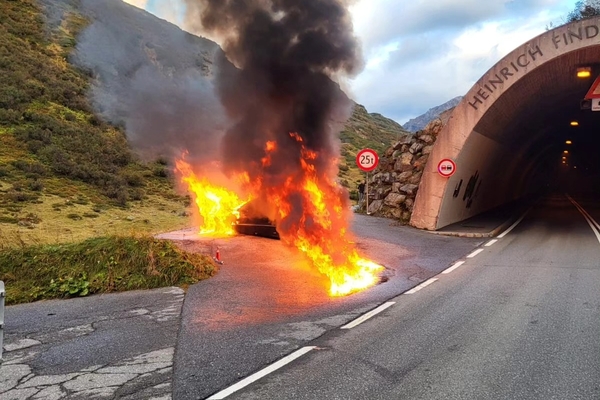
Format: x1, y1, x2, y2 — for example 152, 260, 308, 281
405, 278, 438, 294
485, 239, 498, 247
207, 347, 316, 399
442, 261, 465, 274
567, 195, 600, 245
466, 248, 484, 258
340, 302, 396, 329
497, 207, 532, 238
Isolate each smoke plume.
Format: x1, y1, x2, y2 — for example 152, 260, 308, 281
184, 0, 363, 223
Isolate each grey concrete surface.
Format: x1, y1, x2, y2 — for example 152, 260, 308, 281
1, 287, 185, 400
225, 195, 600, 399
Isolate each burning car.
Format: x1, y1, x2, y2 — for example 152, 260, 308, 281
233, 202, 280, 240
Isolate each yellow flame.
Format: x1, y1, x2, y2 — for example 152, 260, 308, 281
175, 159, 249, 236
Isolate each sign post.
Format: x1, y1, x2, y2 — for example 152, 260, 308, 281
437, 158, 457, 178
356, 149, 379, 214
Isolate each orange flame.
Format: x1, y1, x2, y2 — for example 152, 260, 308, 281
264, 133, 384, 296
175, 159, 249, 236
175, 133, 383, 296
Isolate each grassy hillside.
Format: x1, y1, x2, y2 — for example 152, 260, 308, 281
0, 0, 192, 247
339, 104, 411, 196
0, 0, 219, 303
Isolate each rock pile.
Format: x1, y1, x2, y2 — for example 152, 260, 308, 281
362, 117, 444, 222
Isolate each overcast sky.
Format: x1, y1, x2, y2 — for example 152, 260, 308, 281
124, 0, 577, 125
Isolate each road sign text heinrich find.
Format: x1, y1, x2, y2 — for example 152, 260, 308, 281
356, 149, 379, 172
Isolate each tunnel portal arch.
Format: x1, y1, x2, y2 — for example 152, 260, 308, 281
411, 17, 600, 230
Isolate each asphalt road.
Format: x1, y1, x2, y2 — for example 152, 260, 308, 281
1, 213, 481, 400
162, 214, 482, 400
218, 194, 600, 400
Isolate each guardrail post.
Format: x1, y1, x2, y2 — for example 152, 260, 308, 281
0, 281, 4, 362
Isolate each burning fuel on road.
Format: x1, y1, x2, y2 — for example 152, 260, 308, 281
176, 0, 384, 296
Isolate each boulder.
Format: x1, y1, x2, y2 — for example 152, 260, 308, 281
384, 193, 406, 207
409, 142, 424, 154
418, 134, 435, 144
396, 171, 413, 183
408, 172, 423, 185
400, 184, 419, 195
368, 200, 383, 214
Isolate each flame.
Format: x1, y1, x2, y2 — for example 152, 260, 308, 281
175, 133, 384, 296
175, 159, 249, 236
264, 133, 384, 296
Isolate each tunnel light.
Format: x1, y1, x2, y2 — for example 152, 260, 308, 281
564, 150, 569, 154
566, 140, 572, 144
570, 121, 579, 126
577, 67, 592, 78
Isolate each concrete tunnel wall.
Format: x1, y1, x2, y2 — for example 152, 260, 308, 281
411, 17, 600, 230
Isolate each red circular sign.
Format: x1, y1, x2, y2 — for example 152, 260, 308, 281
437, 158, 456, 177
356, 148, 379, 172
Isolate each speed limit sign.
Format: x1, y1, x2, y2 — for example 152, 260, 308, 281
356, 148, 379, 172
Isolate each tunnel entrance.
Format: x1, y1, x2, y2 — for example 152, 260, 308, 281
411, 17, 600, 230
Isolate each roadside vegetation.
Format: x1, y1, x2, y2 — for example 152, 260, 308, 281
0, 236, 216, 305
0, 0, 213, 303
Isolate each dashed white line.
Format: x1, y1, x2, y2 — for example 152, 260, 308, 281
341, 302, 396, 329
485, 239, 498, 247
207, 346, 316, 399
405, 278, 438, 294
442, 261, 465, 274
466, 248, 484, 258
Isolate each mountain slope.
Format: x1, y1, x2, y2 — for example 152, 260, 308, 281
339, 104, 411, 190
403, 96, 462, 132
0, 0, 191, 246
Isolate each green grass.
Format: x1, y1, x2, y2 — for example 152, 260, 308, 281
339, 104, 411, 193
0, 236, 217, 305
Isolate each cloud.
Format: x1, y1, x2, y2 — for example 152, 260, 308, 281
347, 0, 575, 123
126, 0, 576, 124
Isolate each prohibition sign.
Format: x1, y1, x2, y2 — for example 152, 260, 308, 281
437, 158, 456, 177
356, 148, 379, 172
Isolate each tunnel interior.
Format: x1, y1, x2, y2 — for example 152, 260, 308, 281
436, 45, 600, 228
475, 46, 600, 193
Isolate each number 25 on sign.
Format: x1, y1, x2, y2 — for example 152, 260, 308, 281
356, 148, 379, 172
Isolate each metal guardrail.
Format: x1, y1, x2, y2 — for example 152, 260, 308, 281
0, 280, 4, 361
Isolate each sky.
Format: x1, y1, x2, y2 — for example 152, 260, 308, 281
123, 0, 578, 125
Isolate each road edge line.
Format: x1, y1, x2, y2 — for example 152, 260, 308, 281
207, 346, 316, 399
497, 207, 532, 238
341, 302, 396, 329
567, 195, 600, 244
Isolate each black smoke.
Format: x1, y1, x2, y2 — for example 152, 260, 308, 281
185, 0, 363, 223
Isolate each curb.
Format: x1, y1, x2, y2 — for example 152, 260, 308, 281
426, 216, 517, 239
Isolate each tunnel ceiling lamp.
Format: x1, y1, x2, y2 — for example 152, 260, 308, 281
570, 121, 579, 126
564, 150, 569, 153
577, 67, 592, 78
566, 140, 573, 144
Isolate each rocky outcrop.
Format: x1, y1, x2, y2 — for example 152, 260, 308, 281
362, 117, 445, 222
402, 96, 462, 132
